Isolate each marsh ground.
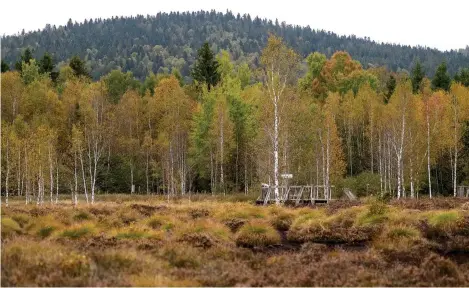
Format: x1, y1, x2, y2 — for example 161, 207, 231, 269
2, 195, 469, 286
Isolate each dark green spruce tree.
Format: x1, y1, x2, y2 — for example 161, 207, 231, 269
39, 52, 59, 82
14, 48, 34, 72
411, 60, 425, 93
454, 68, 469, 87
1, 60, 9, 73
191, 42, 220, 91
39, 52, 54, 74
432, 61, 451, 91
69, 55, 90, 78
385, 74, 396, 103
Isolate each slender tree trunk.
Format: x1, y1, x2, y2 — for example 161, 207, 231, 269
236, 136, 239, 192
453, 111, 458, 197
130, 165, 134, 194
74, 151, 78, 205
273, 96, 280, 204
426, 105, 432, 198
17, 149, 21, 197
326, 125, 331, 199
244, 150, 248, 194
25, 151, 29, 205
220, 113, 224, 191
5, 139, 10, 207
146, 149, 149, 194
410, 157, 414, 199
49, 146, 54, 204
79, 149, 89, 204
55, 159, 59, 204
210, 149, 214, 195
379, 133, 383, 195
370, 116, 374, 174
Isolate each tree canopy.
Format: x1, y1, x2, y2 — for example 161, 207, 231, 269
2, 11, 469, 81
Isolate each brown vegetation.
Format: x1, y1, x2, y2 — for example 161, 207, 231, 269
2, 196, 469, 286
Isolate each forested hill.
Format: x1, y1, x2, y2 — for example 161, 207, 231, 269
2, 10, 469, 80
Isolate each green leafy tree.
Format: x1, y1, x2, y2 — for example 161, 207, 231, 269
411, 60, 425, 93
432, 61, 451, 91
172, 68, 184, 86
1, 60, 9, 73
21, 59, 41, 84
103, 70, 139, 103
191, 42, 220, 91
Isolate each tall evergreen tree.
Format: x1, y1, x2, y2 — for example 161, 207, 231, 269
69, 55, 90, 78
432, 61, 451, 91
39, 52, 54, 74
1, 60, 9, 73
411, 60, 425, 93
191, 42, 220, 91
385, 74, 396, 103
454, 68, 469, 87
14, 48, 34, 72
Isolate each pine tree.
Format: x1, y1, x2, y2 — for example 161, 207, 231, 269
69, 55, 90, 78
385, 74, 396, 103
431, 61, 451, 91
14, 48, 34, 72
1, 60, 9, 73
454, 68, 469, 87
39, 52, 54, 74
191, 42, 220, 91
411, 60, 425, 93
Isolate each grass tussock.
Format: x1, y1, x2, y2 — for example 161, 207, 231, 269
2, 196, 469, 286
235, 220, 281, 247
60, 223, 96, 239
1, 218, 22, 238
1, 239, 92, 286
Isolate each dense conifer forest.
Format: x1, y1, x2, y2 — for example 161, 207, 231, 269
2, 10, 469, 81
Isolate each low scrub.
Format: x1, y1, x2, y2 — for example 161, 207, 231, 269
61, 223, 96, 239
1, 240, 91, 286
176, 219, 232, 248
288, 206, 378, 243
1, 217, 22, 238
235, 220, 281, 247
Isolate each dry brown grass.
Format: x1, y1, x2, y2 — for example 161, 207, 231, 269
2, 196, 469, 286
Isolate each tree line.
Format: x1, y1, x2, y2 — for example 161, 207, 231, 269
2, 10, 469, 82
1, 35, 469, 206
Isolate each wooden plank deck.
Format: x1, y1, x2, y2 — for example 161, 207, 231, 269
256, 185, 332, 206
255, 198, 331, 206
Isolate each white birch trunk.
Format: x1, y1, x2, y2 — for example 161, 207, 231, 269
273, 94, 280, 204
79, 149, 89, 204
426, 105, 432, 198
48, 146, 54, 204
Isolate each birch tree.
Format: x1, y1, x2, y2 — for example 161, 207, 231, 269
260, 35, 299, 204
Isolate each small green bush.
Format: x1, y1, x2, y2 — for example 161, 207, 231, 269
338, 172, 381, 197
61, 225, 94, 239
37, 226, 56, 238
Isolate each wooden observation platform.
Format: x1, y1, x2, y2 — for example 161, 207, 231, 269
256, 184, 333, 206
